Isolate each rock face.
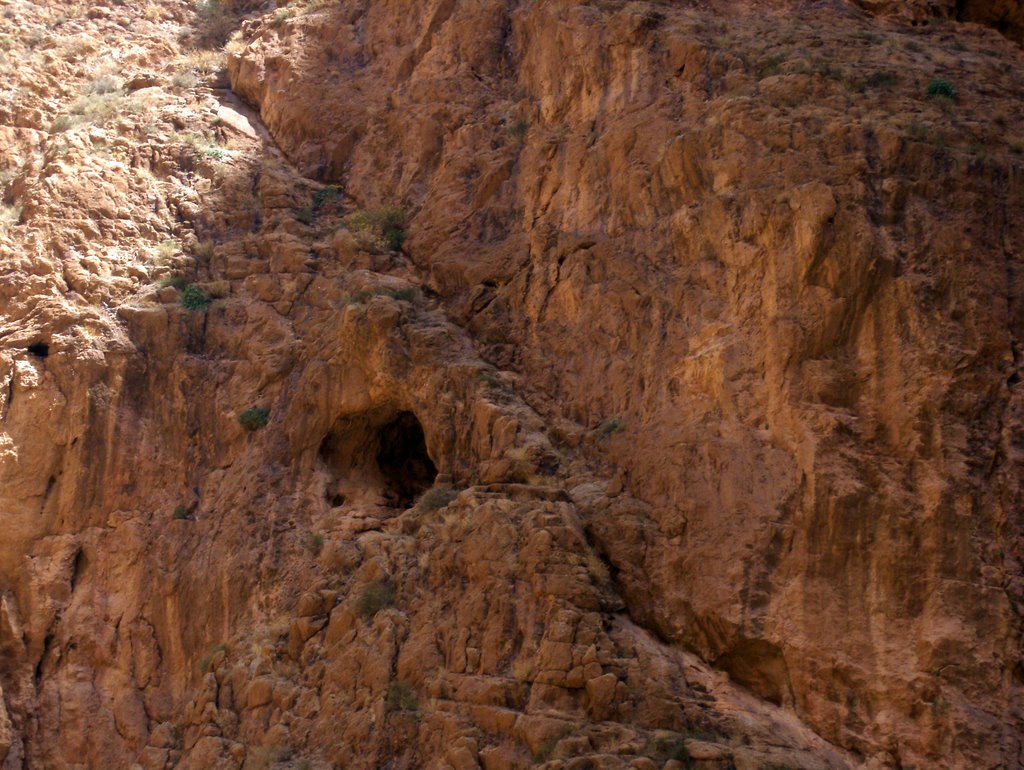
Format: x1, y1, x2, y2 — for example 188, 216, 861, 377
0, 1, 1021, 770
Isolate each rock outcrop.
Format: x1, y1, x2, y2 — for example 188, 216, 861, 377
0, 1, 1021, 769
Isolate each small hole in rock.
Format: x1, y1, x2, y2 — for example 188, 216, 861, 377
330, 493, 345, 507
27, 343, 49, 358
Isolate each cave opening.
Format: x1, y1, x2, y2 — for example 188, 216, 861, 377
376, 412, 437, 508
27, 343, 49, 358
318, 409, 437, 509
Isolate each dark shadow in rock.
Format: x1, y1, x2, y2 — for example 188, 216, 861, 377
319, 408, 437, 509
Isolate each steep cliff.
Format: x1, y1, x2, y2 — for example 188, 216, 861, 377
0, 1, 1021, 769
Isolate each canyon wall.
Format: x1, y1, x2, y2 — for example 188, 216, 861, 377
0, 0, 1021, 769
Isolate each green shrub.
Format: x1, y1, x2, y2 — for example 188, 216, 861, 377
50, 115, 79, 133
238, 407, 270, 432
926, 78, 954, 98
307, 532, 324, 553
181, 284, 211, 310
343, 207, 406, 252
533, 735, 561, 764
648, 737, 691, 765
385, 680, 418, 712
194, 0, 233, 47
312, 185, 342, 211
597, 418, 625, 438
758, 52, 787, 76
173, 506, 189, 520
198, 643, 226, 672
172, 70, 200, 89
415, 486, 459, 512
505, 119, 529, 142
387, 287, 418, 302
358, 581, 394, 618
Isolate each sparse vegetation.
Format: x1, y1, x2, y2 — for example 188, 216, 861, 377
180, 133, 230, 161
385, 679, 418, 712
512, 660, 536, 681
342, 286, 419, 306
198, 643, 226, 673
357, 580, 394, 618
648, 736, 692, 766
172, 70, 200, 89
505, 119, 529, 143
864, 70, 898, 89
387, 287, 418, 302
160, 275, 189, 290
596, 418, 625, 438
192, 240, 215, 259
926, 78, 954, 98
0, 204, 22, 228
415, 486, 459, 512
173, 506, 189, 520
757, 52, 787, 76
342, 290, 375, 306
533, 735, 561, 764
194, 0, 234, 48
238, 407, 271, 432
242, 745, 294, 770
273, 8, 296, 24
86, 74, 119, 95
157, 239, 179, 260
343, 207, 406, 252
312, 185, 342, 211
181, 284, 211, 310
585, 552, 610, 583
307, 532, 324, 553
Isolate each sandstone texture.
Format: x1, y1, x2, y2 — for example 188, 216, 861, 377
0, 1, 1022, 769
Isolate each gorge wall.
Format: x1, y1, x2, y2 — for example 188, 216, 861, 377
0, 0, 1021, 769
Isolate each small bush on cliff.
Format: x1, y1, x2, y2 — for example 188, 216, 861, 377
343, 207, 407, 252
387, 287, 419, 302
160, 274, 189, 290
596, 418, 625, 438
416, 486, 459, 512
358, 581, 394, 618
505, 119, 529, 144
646, 736, 691, 766
173, 506, 189, 520
238, 407, 270, 432
194, 0, 233, 48
242, 745, 293, 770
307, 532, 324, 553
198, 643, 226, 672
312, 185, 342, 212
181, 284, 211, 310
86, 75, 120, 95
385, 680, 418, 712
926, 78, 954, 98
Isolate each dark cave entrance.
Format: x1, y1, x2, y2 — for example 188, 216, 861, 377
27, 343, 49, 358
318, 409, 437, 509
376, 412, 437, 507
